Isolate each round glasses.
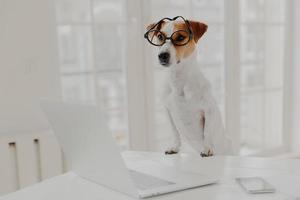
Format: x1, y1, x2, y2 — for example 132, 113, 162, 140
144, 16, 193, 47
145, 29, 191, 46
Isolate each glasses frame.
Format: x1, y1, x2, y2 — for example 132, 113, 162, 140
144, 16, 193, 47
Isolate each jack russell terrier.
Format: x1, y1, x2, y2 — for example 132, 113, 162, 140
144, 16, 232, 156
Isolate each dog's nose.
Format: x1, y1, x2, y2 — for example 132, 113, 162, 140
158, 52, 170, 64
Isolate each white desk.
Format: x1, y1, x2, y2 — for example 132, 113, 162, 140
1, 151, 300, 200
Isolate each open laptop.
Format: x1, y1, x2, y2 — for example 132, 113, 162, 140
40, 100, 218, 198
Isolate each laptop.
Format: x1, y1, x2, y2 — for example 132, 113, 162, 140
40, 100, 219, 198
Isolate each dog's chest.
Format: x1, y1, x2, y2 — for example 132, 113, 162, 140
168, 66, 187, 93
165, 65, 208, 110
168, 72, 199, 99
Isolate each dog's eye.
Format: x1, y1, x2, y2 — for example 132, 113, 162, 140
157, 34, 164, 41
176, 35, 185, 41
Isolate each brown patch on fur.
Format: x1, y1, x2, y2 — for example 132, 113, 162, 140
174, 41, 196, 61
200, 110, 205, 132
173, 21, 207, 61
173, 22, 196, 61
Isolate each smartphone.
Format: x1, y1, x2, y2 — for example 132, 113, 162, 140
236, 177, 276, 194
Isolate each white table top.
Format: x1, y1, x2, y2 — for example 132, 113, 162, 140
2, 151, 300, 200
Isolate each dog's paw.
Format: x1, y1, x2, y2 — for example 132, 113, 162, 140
200, 147, 214, 157
165, 147, 179, 155
165, 150, 178, 155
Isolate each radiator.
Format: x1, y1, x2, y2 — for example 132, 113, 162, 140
0, 130, 63, 195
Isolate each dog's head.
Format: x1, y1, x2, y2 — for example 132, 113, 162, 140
145, 17, 207, 67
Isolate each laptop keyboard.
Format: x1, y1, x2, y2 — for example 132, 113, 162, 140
129, 170, 175, 190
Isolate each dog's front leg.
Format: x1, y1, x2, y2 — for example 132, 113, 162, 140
200, 107, 219, 157
201, 95, 232, 156
164, 108, 181, 154
167, 93, 206, 154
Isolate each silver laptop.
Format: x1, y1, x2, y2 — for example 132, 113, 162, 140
40, 100, 218, 198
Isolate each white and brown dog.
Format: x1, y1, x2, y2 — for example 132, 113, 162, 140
145, 16, 232, 156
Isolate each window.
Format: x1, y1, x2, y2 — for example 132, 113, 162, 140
54, 0, 290, 155
239, 0, 287, 155
55, 0, 129, 149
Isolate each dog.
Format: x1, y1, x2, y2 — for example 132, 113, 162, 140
145, 16, 232, 156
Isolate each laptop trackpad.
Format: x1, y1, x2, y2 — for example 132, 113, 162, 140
129, 170, 175, 190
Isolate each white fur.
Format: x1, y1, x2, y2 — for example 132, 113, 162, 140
157, 22, 232, 155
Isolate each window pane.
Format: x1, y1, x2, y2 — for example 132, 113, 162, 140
241, 64, 264, 91
240, 25, 264, 63
57, 25, 93, 73
240, 0, 265, 23
264, 90, 283, 148
240, 25, 285, 90
149, 0, 224, 22
55, 0, 129, 149
265, 26, 284, 88
94, 24, 126, 70
192, 0, 224, 22
240, 0, 285, 155
149, 0, 190, 20
240, 90, 283, 155
93, 0, 126, 23
265, 0, 286, 23
240, 92, 264, 155
198, 25, 224, 64
241, 0, 285, 23
55, 0, 91, 23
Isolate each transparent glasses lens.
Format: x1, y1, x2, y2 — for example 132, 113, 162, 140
171, 30, 190, 46
146, 30, 166, 46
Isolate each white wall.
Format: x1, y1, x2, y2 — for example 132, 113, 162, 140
291, 0, 300, 152
0, 0, 61, 134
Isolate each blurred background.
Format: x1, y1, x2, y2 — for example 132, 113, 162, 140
1, 0, 300, 195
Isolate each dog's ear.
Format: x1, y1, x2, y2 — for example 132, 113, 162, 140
188, 20, 208, 43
